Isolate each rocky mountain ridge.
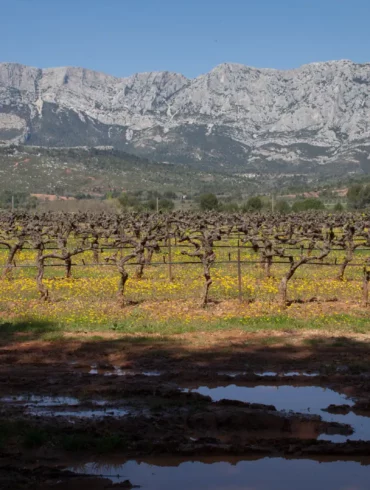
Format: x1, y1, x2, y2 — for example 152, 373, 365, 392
1, 60, 370, 173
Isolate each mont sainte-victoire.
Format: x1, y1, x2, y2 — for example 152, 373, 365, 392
1, 60, 370, 173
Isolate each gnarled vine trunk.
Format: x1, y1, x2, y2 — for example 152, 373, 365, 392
1, 243, 22, 280
117, 261, 129, 307
36, 250, 49, 301
278, 276, 289, 306
135, 251, 145, 279
337, 252, 353, 281
363, 268, 370, 307
65, 257, 72, 278
202, 266, 212, 307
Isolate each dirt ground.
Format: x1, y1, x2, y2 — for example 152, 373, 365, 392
1, 330, 370, 489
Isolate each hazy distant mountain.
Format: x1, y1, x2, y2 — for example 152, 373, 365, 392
1, 60, 370, 174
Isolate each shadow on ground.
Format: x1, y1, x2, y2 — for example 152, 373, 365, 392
0, 320, 58, 344
1, 319, 370, 373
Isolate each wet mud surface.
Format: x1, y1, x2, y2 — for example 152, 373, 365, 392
2, 338, 370, 488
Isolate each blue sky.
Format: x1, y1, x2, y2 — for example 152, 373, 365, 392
2, 0, 370, 78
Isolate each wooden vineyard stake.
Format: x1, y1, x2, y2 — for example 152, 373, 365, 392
363, 266, 370, 306
168, 236, 173, 282
238, 240, 242, 302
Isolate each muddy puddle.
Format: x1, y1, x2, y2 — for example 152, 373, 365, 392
186, 385, 370, 442
0, 395, 131, 419
0, 395, 80, 405
87, 364, 162, 377
26, 407, 130, 419
217, 371, 320, 378
70, 457, 370, 490
255, 371, 320, 377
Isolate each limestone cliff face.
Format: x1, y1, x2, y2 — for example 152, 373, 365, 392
1, 60, 370, 172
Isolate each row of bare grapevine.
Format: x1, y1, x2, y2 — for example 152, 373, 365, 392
1, 210, 370, 307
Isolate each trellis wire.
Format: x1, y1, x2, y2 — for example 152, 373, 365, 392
1, 245, 370, 251
0, 260, 368, 268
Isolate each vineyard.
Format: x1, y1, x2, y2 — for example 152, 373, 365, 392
1, 210, 370, 330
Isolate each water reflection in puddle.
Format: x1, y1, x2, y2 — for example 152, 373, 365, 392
88, 365, 161, 377
0, 395, 130, 419
71, 458, 370, 490
255, 372, 320, 377
0, 395, 80, 406
89, 365, 98, 375
217, 371, 247, 377
187, 385, 370, 442
217, 371, 320, 378
28, 407, 130, 419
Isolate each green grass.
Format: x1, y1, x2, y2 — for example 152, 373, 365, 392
2, 312, 370, 343
302, 338, 325, 347
40, 332, 66, 342
254, 336, 285, 346
0, 320, 60, 340
207, 314, 370, 335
